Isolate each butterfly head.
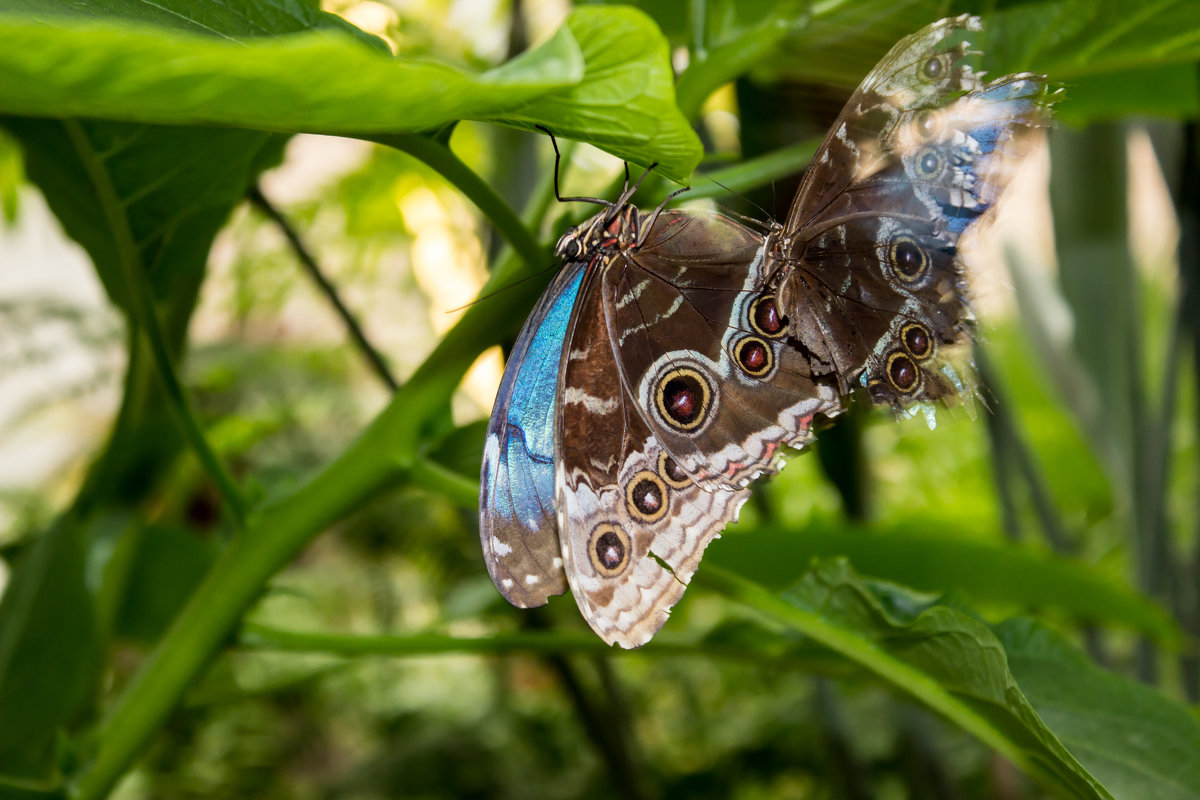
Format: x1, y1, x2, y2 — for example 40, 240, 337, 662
554, 225, 585, 261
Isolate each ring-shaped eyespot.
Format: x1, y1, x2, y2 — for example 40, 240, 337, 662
889, 235, 929, 285
886, 351, 921, 394
921, 53, 950, 83
625, 470, 668, 524
901, 322, 934, 361
588, 523, 631, 577
734, 336, 774, 378
914, 146, 943, 179
657, 451, 691, 489
748, 294, 786, 339
914, 110, 941, 142
654, 365, 714, 433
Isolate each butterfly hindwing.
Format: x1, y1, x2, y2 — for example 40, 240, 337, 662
604, 210, 836, 489
557, 251, 754, 647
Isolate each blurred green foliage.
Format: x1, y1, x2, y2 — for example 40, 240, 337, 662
0, 1, 1197, 799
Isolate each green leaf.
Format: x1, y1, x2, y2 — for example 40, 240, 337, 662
998, 619, 1200, 800
3, 118, 282, 318
674, 0, 808, 120
761, 0, 947, 88
760, 2, 1200, 122
500, 6, 703, 181
982, 1, 1200, 121
0, 7, 701, 180
708, 521, 1181, 646
0, 517, 99, 780
0, 0, 380, 41
985, 0, 1200, 78
702, 561, 1114, 800
0, 18, 582, 135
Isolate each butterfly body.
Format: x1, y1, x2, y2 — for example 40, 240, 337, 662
480, 15, 1057, 647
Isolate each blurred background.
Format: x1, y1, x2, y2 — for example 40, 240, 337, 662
0, 0, 1195, 798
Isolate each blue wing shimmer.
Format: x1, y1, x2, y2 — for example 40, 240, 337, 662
479, 261, 586, 607
941, 75, 1050, 233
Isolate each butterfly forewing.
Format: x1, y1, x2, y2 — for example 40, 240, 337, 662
479, 263, 585, 607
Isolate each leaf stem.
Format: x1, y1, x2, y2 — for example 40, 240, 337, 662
248, 185, 399, 392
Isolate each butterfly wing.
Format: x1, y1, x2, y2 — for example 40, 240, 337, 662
556, 210, 838, 647
607, 210, 840, 488
776, 15, 1056, 405
479, 262, 585, 607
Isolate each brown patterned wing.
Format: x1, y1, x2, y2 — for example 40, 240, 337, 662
776, 16, 1056, 406
556, 288, 751, 647
605, 210, 838, 489
555, 210, 838, 647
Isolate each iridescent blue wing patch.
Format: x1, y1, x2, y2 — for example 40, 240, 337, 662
479, 261, 585, 607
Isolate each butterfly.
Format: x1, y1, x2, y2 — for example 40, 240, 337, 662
479, 15, 1056, 648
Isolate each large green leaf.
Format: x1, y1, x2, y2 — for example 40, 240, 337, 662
0, 6, 702, 179
0, 18, 581, 135
981, 0, 1200, 121
999, 619, 1200, 800
705, 561, 1115, 799
0, 0, 378, 40
762, 1, 1200, 122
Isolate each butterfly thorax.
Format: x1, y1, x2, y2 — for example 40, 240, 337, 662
554, 203, 641, 267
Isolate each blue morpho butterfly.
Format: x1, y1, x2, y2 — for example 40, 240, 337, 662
480, 15, 1056, 647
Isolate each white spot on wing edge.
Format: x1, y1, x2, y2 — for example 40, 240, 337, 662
490, 535, 513, 557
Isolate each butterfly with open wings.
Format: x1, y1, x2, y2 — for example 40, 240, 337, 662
480, 15, 1058, 647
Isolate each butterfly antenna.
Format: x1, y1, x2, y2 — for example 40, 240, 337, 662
639, 185, 689, 245
535, 124, 610, 209
701, 173, 779, 228
445, 262, 560, 313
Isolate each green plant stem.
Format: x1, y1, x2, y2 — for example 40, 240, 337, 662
369, 132, 545, 272
698, 565, 1082, 799
248, 184, 400, 392
62, 119, 248, 527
